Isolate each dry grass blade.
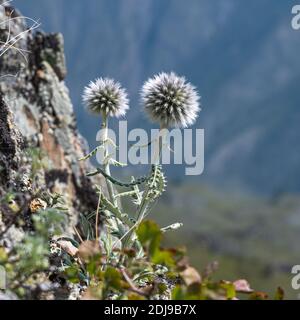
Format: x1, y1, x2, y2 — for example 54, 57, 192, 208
0, 2, 40, 61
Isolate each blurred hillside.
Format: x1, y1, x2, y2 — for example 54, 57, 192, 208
14, 0, 300, 194
155, 183, 300, 298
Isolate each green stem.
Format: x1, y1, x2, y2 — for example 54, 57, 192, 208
100, 115, 119, 257
87, 167, 148, 187
100, 194, 135, 228
101, 115, 116, 206
122, 127, 166, 250
101, 114, 126, 250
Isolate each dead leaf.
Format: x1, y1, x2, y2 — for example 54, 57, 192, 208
203, 261, 219, 278
81, 287, 101, 300
180, 266, 202, 286
36, 69, 45, 79
29, 198, 47, 213
78, 240, 100, 261
233, 279, 253, 293
249, 291, 269, 300
275, 287, 284, 300
57, 240, 78, 257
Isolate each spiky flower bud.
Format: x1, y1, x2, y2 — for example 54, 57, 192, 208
141, 72, 201, 128
82, 78, 129, 117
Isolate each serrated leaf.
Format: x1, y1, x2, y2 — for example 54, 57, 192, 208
109, 158, 127, 167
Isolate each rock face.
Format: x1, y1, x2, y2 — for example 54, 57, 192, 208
0, 3, 102, 236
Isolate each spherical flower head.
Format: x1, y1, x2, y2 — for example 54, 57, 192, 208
141, 72, 201, 128
83, 78, 129, 117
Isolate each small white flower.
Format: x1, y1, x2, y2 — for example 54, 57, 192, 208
83, 78, 129, 117
141, 72, 201, 128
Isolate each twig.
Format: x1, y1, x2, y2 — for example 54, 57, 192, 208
73, 226, 84, 244
95, 186, 102, 242
120, 268, 149, 297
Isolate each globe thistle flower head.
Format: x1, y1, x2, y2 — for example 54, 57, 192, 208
141, 72, 201, 128
83, 78, 129, 117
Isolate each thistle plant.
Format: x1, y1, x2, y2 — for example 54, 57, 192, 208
82, 78, 129, 117
82, 78, 129, 204
142, 72, 200, 128
82, 78, 129, 256
122, 72, 201, 249
80, 73, 200, 263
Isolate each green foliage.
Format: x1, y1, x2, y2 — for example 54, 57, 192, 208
56, 218, 281, 300
0, 189, 68, 298
14, 236, 49, 275
137, 220, 162, 258
0, 143, 282, 301
32, 208, 67, 237
104, 267, 122, 291
69, 106, 284, 301
25, 147, 49, 179
0, 79, 284, 300
275, 287, 285, 300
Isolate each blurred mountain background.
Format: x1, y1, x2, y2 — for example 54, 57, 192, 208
14, 0, 300, 298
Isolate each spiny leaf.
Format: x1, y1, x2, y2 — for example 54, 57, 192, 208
146, 165, 167, 201
87, 167, 148, 187
78, 145, 104, 161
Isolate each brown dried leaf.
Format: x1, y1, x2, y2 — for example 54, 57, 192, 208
78, 240, 100, 261
275, 287, 284, 300
80, 287, 101, 300
57, 240, 79, 257
180, 266, 202, 286
203, 261, 219, 278
233, 279, 253, 293
249, 291, 269, 300
29, 198, 47, 213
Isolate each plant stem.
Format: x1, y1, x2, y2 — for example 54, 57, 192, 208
122, 126, 167, 250
101, 114, 116, 205
95, 187, 102, 242
100, 114, 126, 252
100, 114, 115, 256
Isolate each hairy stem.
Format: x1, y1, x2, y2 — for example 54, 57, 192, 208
87, 167, 148, 187
122, 127, 167, 250
95, 187, 102, 242
101, 115, 116, 205
100, 115, 115, 256
100, 114, 126, 253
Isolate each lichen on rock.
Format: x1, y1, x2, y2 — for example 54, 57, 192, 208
0, 3, 104, 298
0, 4, 103, 223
